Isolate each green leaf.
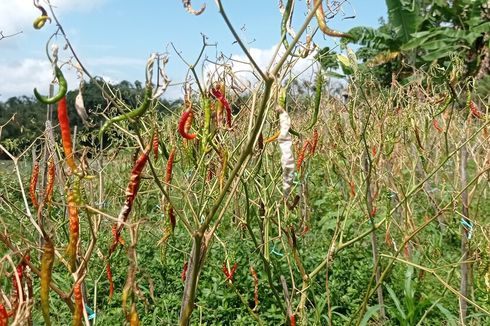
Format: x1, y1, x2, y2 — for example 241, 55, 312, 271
385, 284, 407, 320
385, 0, 420, 44
360, 304, 383, 326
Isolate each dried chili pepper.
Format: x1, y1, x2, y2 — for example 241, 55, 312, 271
371, 146, 377, 157
296, 141, 311, 171
152, 131, 159, 160
313, 0, 351, 38
66, 190, 79, 272
34, 66, 67, 105
106, 263, 114, 301
0, 304, 7, 326
116, 144, 151, 230
165, 148, 176, 185
72, 282, 83, 326
250, 266, 259, 308
305, 71, 323, 131
290, 314, 296, 326
349, 179, 356, 197
432, 119, 443, 133
178, 110, 197, 139
181, 262, 188, 282
44, 158, 55, 204
166, 204, 176, 231
58, 97, 78, 172
310, 129, 319, 155
30, 161, 40, 210
100, 84, 153, 137
469, 100, 483, 119
223, 262, 238, 282
40, 237, 55, 326
211, 84, 232, 128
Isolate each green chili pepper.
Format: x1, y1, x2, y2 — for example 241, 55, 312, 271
99, 83, 153, 138
305, 71, 323, 131
33, 66, 67, 105
281, 0, 294, 50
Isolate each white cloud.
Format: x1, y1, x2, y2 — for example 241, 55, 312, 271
0, 0, 107, 35
203, 44, 320, 90
0, 56, 144, 100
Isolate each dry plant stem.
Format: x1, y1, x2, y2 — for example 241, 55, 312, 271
46, 2, 128, 111
353, 165, 490, 324
0, 145, 42, 237
215, 0, 266, 81
308, 107, 490, 284
0, 234, 74, 311
179, 78, 273, 324
459, 142, 469, 324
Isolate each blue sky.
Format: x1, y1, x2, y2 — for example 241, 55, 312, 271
0, 0, 386, 100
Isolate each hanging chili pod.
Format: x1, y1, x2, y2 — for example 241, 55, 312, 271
0, 304, 7, 326
152, 131, 159, 160
99, 84, 153, 138
72, 282, 83, 326
66, 190, 79, 272
178, 110, 197, 139
40, 237, 55, 326
29, 161, 40, 210
116, 144, 151, 230
181, 261, 188, 282
58, 97, 78, 172
44, 158, 55, 204
106, 263, 114, 301
211, 84, 232, 128
312, 0, 351, 38
250, 266, 259, 308
310, 129, 319, 155
34, 66, 67, 105
165, 148, 176, 185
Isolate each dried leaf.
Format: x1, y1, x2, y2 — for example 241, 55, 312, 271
182, 0, 206, 15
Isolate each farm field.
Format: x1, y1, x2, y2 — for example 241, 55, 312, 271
0, 1, 489, 325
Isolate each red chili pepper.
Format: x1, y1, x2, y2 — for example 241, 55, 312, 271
290, 314, 296, 326
372, 146, 377, 157
73, 282, 83, 326
296, 141, 311, 171
432, 119, 443, 133
166, 204, 175, 231
58, 97, 77, 172
349, 180, 356, 197
41, 237, 55, 326
0, 304, 7, 326
165, 148, 175, 185
223, 262, 238, 282
66, 190, 79, 272
250, 266, 259, 308
178, 110, 196, 139
370, 207, 377, 218
29, 161, 40, 210
181, 261, 188, 282
116, 144, 150, 230
310, 129, 318, 155
211, 85, 232, 128
44, 158, 55, 204
152, 131, 159, 160
469, 100, 483, 119
106, 263, 114, 301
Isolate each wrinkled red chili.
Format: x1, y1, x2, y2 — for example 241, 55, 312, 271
29, 161, 40, 210
211, 85, 232, 128
178, 110, 196, 139
58, 97, 77, 172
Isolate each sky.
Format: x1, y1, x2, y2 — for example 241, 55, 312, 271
0, 0, 387, 100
